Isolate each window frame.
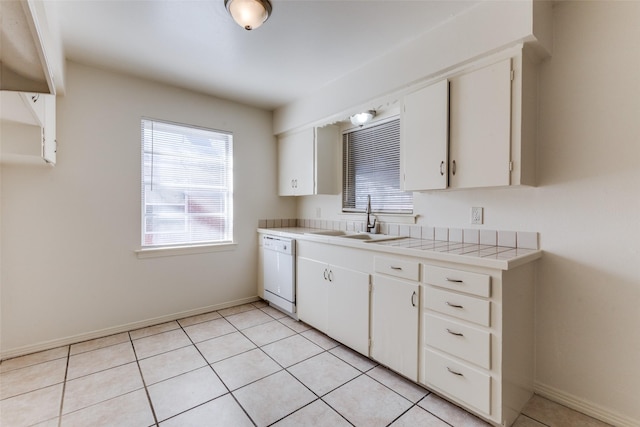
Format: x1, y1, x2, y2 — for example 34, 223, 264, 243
139, 118, 234, 250
342, 115, 413, 215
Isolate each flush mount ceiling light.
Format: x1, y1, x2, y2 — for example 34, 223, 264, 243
224, 0, 272, 31
350, 110, 376, 126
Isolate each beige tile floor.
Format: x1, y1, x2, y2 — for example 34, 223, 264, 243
0, 301, 612, 427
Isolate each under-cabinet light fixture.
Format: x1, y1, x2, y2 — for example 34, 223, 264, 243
350, 110, 376, 126
225, 0, 272, 31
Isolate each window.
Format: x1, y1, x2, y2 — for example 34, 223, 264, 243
141, 119, 233, 247
343, 117, 412, 213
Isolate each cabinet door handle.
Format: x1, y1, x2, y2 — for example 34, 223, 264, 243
295, 179, 298, 188
446, 301, 464, 309
447, 367, 464, 377
328, 270, 333, 282
411, 291, 417, 307
452, 160, 457, 176
440, 161, 445, 176
390, 266, 403, 271
446, 278, 463, 283
446, 328, 464, 337
323, 269, 328, 280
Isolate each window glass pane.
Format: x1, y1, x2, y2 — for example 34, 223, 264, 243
141, 119, 233, 247
342, 118, 412, 213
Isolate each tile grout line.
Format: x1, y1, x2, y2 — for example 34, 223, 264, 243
520, 412, 552, 427
5, 303, 578, 427
364, 366, 429, 407
214, 306, 357, 426
128, 330, 160, 427
56, 345, 71, 427
175, 307, 259, 427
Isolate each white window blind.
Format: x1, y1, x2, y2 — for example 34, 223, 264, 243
141, 119, 233, 247
343, 117, 413, 213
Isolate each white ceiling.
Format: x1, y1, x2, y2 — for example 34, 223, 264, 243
53, 0, 479, 110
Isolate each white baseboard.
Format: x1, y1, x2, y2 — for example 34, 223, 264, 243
0, 296, 261, 361
534, 381, 639, 427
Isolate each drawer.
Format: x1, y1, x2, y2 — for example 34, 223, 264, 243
375, 256, 420, 281
423, 286, 490, 326
422, 348, 491, 415
423, 265, 490, 297
423, 313, 491, 369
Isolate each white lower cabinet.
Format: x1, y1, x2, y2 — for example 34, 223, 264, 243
423, 348, 491, 414
293, 239, 536, 427
423, 313, 491, 370
371, 274, 419, 381
296, 257, 329, 332
297, 255, 370, 356
420, 262, 536, 427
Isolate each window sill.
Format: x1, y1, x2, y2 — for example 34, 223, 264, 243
135, 242, 238, 259
339, 212, 417, 224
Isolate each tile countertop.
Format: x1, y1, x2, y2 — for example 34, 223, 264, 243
258, 227, 542, 271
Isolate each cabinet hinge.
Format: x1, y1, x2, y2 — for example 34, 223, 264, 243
509, 161, 513, 171
510, 69, 515, 81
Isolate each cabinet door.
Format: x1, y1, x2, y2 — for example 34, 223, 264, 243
277, 128, 314, 196
401, 79, 449, 191
327, 264, 370, 356
371, 275, 419, 380
314, 125, 339, 195
296, 257, 328, 332
42, 94, 56, 164
449, 58, 512, 189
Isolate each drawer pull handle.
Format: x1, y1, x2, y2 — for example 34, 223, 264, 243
411, 291, 417, 307
446, 278, 463, 283
390, 266, 403, 270
446, 302, 464, 309
447, 367, 464, 376
446, 328, 464, 337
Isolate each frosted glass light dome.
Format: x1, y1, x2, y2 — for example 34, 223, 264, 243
225, 0, 272, 31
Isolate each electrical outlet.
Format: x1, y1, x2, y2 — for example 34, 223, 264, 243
471, 207, 483, 225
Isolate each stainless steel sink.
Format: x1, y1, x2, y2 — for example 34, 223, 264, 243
304, 229, 405, 243
304, 230, 348, 236
339, 233, 406, 242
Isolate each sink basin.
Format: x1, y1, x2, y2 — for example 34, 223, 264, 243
304, 230, 348, 236
339, 233, 406, 242
304, 229, 405, 243
340, 233, 373, 240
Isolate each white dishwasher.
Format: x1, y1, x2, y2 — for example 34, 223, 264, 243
262, 235, 296, 316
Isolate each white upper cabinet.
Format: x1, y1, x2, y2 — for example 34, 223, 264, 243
278, 128, 314, 195
278, 125, 339, 196
449, 58, 512, 189
400, 46, 538, 191
401, 79, 449, 191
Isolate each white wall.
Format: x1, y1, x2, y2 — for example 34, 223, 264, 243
296, 2, 640, 425
0, 61, 296, 355
273, 0, 551, 135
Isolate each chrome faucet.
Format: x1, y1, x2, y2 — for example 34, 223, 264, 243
366, 195, 377, 233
